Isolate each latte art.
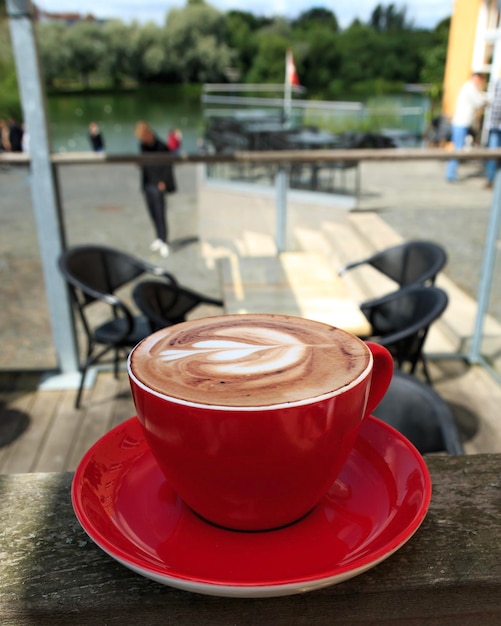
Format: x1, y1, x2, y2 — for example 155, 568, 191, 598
130, 314, 370, 407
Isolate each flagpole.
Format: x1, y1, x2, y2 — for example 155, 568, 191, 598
284, 49, 292, 126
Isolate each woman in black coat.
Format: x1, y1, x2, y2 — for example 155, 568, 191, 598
134, 121, 175, 258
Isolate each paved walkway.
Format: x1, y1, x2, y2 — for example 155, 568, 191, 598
0, 157, 499, 370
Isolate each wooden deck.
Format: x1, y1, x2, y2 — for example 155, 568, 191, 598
0, 370, 135, 474
2, 353, 501, 475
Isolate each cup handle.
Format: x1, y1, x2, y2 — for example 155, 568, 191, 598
364, 342, 394, 416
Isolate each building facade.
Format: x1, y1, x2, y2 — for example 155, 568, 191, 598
443, 0, 501, 126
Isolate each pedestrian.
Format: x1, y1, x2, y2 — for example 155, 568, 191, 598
134, 121, 176, 258
485, 77, 501, 188
446, 72, 489, 182
7, 117, 23, 152
0, 119, 10, 151
167, 128, 182, 154
88, 121, 105, 152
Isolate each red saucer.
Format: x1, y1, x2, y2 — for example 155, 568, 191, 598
72, 415, 431, 597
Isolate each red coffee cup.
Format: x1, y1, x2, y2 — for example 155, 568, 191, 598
128, 314, 393, 531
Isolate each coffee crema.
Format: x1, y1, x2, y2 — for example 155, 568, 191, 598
129, 314, 370, 407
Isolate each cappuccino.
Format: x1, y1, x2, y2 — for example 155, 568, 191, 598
129, 314, 370, 407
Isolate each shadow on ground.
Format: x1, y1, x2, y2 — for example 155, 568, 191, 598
0, 404, 30, 447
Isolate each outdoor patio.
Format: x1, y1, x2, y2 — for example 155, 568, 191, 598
1, 157, 501, 469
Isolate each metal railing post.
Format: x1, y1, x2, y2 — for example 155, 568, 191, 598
470, 166, 501, 363
7, 0, 79, 376
275, 166, 289, 253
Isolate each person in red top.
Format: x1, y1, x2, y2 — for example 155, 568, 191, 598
167, 128, 182, 154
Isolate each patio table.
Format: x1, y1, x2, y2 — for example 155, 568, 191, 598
218, 252, 372, 337
1, 454, 500, 623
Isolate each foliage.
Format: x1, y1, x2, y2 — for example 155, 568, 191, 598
165, 2, 234, 82
0, 18, 21, 118
1, 1, 451, 106
37, 22, 71, 86
419, 18, 451, 108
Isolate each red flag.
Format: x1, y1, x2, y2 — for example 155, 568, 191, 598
285, 48, 300, 86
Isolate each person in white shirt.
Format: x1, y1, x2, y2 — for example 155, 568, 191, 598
446, 72, 488, 182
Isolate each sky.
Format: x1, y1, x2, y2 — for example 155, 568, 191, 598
35, 1, 453, 30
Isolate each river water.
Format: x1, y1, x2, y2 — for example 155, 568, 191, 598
46, 86, 429, 154
47, 86, 203, 154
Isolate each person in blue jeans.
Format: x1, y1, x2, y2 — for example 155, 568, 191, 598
446, 73, 488, 182
485, 79, 501, 188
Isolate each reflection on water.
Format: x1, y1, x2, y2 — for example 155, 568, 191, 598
47, 86, 204, 154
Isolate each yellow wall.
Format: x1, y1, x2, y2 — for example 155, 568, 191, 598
442, 0, 484, 117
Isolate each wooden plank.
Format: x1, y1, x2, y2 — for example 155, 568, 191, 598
32, 387, 83, 473
108, 375, 136, 430
0, 455, 500, 624
65, 371, 125, 470
1, 389, 61, 473
0, 388, 36, 472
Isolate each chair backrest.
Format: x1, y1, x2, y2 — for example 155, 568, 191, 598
132, 281, 208, 330
58, 245, 147, 304
362, 285, 448, 369
373, 370, 463, 455
366, 240, 447, 287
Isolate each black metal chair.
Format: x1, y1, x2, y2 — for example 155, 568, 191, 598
339, 240, 447, 290
360, 285, 448, 384
132, 280, 223, 331
373, 370, 463, 455
58, 244, 179, 408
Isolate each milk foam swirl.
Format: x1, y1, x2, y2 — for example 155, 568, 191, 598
130, 314, 370, 407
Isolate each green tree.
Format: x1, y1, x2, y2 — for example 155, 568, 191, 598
0, 15, 21, 117
299, 28, 343, 98
420, 18, 450, 112
63, 21, 107, 87
224, 11, 264, 79
165, 1, 234, 83
370, 3, 412, 32
37, 22, 71, 86
101, 20, 135, 86
128, 22, 167, 82
292, 7, 339, 33
242, 18, 292, 84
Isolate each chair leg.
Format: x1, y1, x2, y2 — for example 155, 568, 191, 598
420, 356, 433, 385
409, 355, 433, 385
75, 337, 96, 409
75, 363, 89, 409
113, 349, 120, 379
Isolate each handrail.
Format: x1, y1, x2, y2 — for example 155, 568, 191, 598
3, 146, 501, 166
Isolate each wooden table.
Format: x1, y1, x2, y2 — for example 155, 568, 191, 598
219, 252, 372, 336
1, 455, 500, 624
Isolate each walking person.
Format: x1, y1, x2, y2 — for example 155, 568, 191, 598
134, 121, 174, 258
88, 121, 105, 152
446, 72, 488, 182
167, 128, 182, 154
485, 77, 501, 188
7, 117, 23, 152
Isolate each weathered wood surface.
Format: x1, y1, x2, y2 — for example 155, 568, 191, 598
1, 455, 500, 625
